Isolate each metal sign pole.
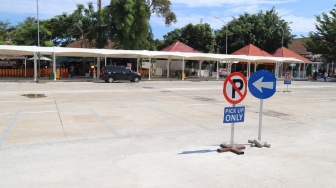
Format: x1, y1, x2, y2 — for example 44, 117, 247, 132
258, 99, 263, 141
230, 104, 236, 148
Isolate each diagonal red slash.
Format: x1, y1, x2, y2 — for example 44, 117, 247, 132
228, 78, 244, 98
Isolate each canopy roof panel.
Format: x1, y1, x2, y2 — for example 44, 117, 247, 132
0, 45, 302, 63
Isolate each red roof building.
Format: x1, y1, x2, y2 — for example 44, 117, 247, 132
161, 41, 200, 53
272, 47, 311, 62
288, 38, 308, 55
231, 44, 272, 56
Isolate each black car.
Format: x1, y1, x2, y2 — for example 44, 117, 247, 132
99, 66, 141, 83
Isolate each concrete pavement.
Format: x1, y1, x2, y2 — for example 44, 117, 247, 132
0, 79, 335, 187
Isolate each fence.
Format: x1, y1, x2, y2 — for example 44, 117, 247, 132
0, 68, 149, 78
138, 69, 149, 77
0, 68, 69, 78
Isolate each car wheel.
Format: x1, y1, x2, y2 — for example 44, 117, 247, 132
134, 77, 140, 83
108, 77, 114, 83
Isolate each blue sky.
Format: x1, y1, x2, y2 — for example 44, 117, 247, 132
1, 0, 335, 39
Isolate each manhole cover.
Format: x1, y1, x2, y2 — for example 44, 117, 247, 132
143, 87, 154, 89
161, 90, 172, 92
21, 94, 46, 98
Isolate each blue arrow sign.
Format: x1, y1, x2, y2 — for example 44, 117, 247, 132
248, 70, 277, 99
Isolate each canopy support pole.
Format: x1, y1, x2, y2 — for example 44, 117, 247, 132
136, 57, 140, 72
53, 47, 56, 81
34, 52, 37, 82
148, 57, 151, 80
96, 56, 100, 79
24, 59, 27, 77
166, 58, 171, 78
216, 60, 219, 80
199, 60, 203, 77
247, 62, 251, 79
182, 57, 185, 80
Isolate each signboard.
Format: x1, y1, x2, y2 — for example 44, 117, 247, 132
284, 80, 291, 84
284, 71, 291, 85
223, 106, 245, 123
142, 61, 151, 69
223, 72, 247, 104
248, 70, 277, 99
0, 60, 16, 67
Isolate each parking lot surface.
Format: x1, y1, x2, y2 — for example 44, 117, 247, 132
0, 79, 335, 187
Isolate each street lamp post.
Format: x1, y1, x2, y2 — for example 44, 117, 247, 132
34, 0, 40, 82
214, 16, 228, 54
279, 25, 284, 78
279, 26, 284, 49
214, 16, 228, 80
37, 0, 40, 47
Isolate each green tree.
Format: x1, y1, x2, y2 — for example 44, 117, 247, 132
215, 7, 293, 54
0, 20, 13, 45
45, 13, 74, 47
107, 0, 151, 50
68, 3, 97, 47
10, 17, 52, 46
148, 0, 177, 26
163, 23, 215, 53
303, 5, 336, 68
95, 6, 111, 49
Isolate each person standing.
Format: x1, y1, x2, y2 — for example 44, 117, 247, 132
324, 71, 328, 82
69, 65, 74, 78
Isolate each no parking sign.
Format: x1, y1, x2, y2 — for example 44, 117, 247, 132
223, 72, 247, 104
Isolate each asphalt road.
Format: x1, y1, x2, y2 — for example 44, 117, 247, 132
0, 79, 335, 187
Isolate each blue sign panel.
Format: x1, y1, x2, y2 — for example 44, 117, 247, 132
284, 80, 291, 84
223, 106, 245, 123
248, 70, 277, 99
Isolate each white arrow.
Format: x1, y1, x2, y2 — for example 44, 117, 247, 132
253, 77, 274, 92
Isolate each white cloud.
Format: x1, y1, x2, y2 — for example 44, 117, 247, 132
171, 0, 296, 7
283, 16, 316, 37
1, 0, 111, 22
225, 5, 263, 15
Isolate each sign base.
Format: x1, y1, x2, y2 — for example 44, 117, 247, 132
248, 139, 271, 148
217, 143, 245, 155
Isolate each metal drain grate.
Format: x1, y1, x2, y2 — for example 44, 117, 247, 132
21, 94, 46, 98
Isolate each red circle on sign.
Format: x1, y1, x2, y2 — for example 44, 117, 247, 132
223, 72, 247, 104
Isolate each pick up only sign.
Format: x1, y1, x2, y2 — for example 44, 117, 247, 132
223, 106, 245, 123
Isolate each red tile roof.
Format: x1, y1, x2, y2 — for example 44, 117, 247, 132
272, 47, 311, 62
161, 41, 200, 53
288, 38, 308, 55
231, 44, 273, 56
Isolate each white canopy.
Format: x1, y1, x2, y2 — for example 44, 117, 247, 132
0, 45, 303, 81
0, 45, 302, 63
